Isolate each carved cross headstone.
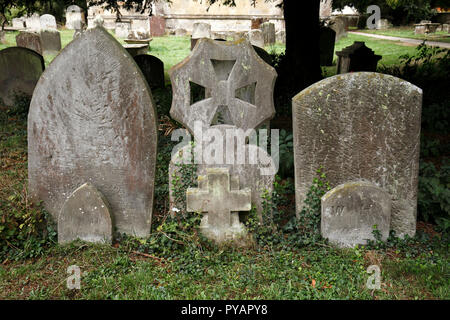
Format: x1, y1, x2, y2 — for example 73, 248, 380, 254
186, 168, 251, 243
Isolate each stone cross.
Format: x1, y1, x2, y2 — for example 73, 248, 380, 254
186, 168, 251, 242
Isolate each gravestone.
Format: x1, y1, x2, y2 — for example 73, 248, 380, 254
40, 29, 62, 55
376, 19, 392, 30
28, 26, 158, 237
134, 54, 165, 89
276, 30, 286, 44
293, 72, 422, 237
175, 28, 187, 36
260, 22, 275, 46
115, 21, 131, 38
169, 38, 277, 222
187, 168, 252, 244
72, 19, 86, 39
246, 30, 264, 48
150, 15, 166, 37
0, 47, 44, 106
12, 17, 26, 30
319, 27, 336, 66
58, 183, 113, 244
16, 31, 42, 55
123, 43, 149, 57
321, 181, 391, 248
26, 13, 41, 31
127, 29, 151, 41
66, 5, 85, 30
40, 14, 57, 30
330, 17, 347, 42
191, 22, 211, 50
336, 41, 381, 74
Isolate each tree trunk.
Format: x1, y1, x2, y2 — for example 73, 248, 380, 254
282, 0, 322, 95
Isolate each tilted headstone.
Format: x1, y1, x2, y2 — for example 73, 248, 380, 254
260, 22, 275, 46
0, 47, 44, 106
168, 39, 277, 224
293, 72, 422, 237
40, 29, 62, 55
191, 22, 211, 50
319, 27, 336, 66
40, 14, 57, 30
28, 26, 158, 237
134, 54, 165, 89
336, 41, 382, 74
58, 183, 113, 244
321, 181, 392, 248
187, 168, 252, 244
16, 31, 42, 55
246, 30, 264, 48
66, 5, 85, 30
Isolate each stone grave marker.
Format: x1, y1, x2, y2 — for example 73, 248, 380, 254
150, 15, 166, 37
134, 54, 165, 89
12, 17, 26, 30
26, 13, 41, 31
40, 14, 57, 30
16, 31, 42, 55
66, 5, 85, 30
191, 22, 212, 50
40, 29, 62, 55
28, 26, 158, 237
115, 21, 131, 38
246, 30, 264, 48
330, 17, 347, 42
58, 183, 113, 244
319, 27, 336, 66
276, 30, 286, 44
0, 47, 44, 106
321, 181, 392, 248
187, 168, 252, 244
260, 22, 275, 46
336, 41, 381, 74
123, 43, 149, 57
293, 72, 422, 237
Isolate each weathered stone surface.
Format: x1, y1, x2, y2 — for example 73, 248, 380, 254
252, 45, 272, 66
40, 29, 62, 55
293, 72, 422, 237
246, 30, 264, 48
321, 181, 391, 248
275, 30, 285, 44
28, 26, 158, 237
191, 23, 211, 50
186, 168, 252, 244
260, 22, 275, 46
66, 5, 85, 30
319, 27, 336, 66
0, 47, 44, 106
134, 54, 165, 89
175, 28, 187, 36
127, 29, 151, 40
40, 14, 57, 30
123, 43, 149, 57
150, 15, 166, 37
16, 31, 42, 55
12, 17, 26, 30
26, 13, 41, 31
115, 21, 131, 38
58, 183, 113, 244
169, 38, 277, 134
336, 41, 381, 74
330, 17, 347, 42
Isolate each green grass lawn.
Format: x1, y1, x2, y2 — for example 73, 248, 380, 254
358, 26, 450, 43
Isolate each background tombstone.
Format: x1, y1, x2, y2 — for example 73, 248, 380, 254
26, 13, 41, 31
16, 31, 42, 55
28, 26, 158, 237
40, 14, 57, 30
330, 18, 347, 42
12, 17, 26, 30
175, 28, 187, 36
0, 47, 44, 106
40, 29, 62, 55
191, 22, 211, 50
58, 183, 113, 244
66, 5, 85, 30
275, 30, 286, 44
321, 181, 391, 248
336, 41, 381, 74
150, 15, 166, 37
319, 27, 336, 66
123, 43, 148, 57
115, 21, 131, 38
293, 72, 422, 237
376, 19, 393, 30
246, 30, 264, 48
134, 54, 165, 89
260, 22, 275, 46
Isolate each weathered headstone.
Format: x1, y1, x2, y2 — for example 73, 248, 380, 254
260, 22, 275, 46
330, 17, 347, 42
40, 29, 62, 55
322, 181, 391, 248
134, 54, 165, 89
40, 14, 57, 30
115, 21, 131, 38
28, 26, 158, 237
0, 47, 44, 106
72, 19, 86, 39
150, 15, 166, 37
376, 18, 392, 30
293, 72, 422, 237
58, 183, 113, 244
275, 30, 286, 44
12, 17, 26, 30
319, 27, 336, 66
26, 13, 41, 31
246, 30, 264, 48
191, 22, 212, 50
16, 31, 42, 55
336, 41, 381, 74
66, 5, 85, 30
187, 168, 252, 244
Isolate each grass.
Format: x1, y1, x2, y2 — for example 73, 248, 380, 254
358, 26, 450, 43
